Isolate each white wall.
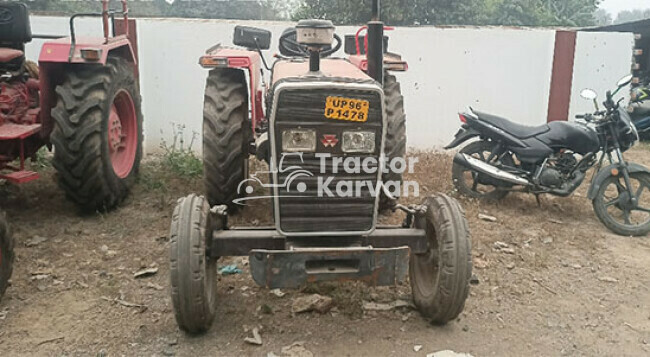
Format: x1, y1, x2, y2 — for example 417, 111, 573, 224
569, 31, 635, 121
387, 27, 556, 148
25, 16, 633, 153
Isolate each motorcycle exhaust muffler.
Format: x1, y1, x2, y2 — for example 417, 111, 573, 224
453, 153, 530, 186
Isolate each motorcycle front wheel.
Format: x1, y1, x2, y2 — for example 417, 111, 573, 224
592, 171, 650, 236
452, 141, 513, 201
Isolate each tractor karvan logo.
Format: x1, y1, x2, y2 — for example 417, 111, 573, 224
233, 152, 420, 205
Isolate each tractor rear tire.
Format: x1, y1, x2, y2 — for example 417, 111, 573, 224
51, 56, 143, 212
203, 69, 251, 210
170, 194, 218, 334
0, 212, 14, 300
409, 194, 472, 325
379, 73, 407, 211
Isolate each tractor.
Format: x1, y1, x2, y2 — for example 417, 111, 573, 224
0, 1, 143, 299
170, 0, 472, 334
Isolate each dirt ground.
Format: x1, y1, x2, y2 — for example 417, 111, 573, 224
0, 146, 649, 357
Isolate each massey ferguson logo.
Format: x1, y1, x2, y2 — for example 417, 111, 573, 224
321, 134, 339, 147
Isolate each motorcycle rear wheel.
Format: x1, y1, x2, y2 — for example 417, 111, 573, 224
592, 172, 650, 236
452, 141, 513, 201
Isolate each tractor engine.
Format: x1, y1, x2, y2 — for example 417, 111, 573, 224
268, 70, 384, 234
0, 1, 38, 126
0, 79, 35, 125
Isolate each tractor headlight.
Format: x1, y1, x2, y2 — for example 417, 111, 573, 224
342, 131, 375, 153
282, 129, 316, 152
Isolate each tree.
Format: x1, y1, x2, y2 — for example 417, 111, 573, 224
292, 0, 600, 26
614, 9, 650, 24
26, 0, 291, 21
484, 0, 600, 27
292, 0, 488, 25
593, 8, 612, 26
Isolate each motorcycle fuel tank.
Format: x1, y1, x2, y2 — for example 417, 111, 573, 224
534, 121, 600, 155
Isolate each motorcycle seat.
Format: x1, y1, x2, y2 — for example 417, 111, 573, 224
474, 110, 550, 139
0, 48, 24, 63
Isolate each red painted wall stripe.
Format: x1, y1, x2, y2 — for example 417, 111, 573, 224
547, 31, 577, 122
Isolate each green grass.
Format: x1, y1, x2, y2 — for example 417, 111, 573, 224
28, 147, 53, 171
159, 123, 203, 179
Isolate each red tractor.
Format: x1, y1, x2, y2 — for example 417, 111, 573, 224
0, 1, 143, 299
170, 0, 472, 334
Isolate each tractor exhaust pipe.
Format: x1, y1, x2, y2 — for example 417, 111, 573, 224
367, 0, 384, 85
371, 0, 381, 21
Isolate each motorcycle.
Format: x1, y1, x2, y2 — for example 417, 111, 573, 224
446, 75, 650, 236
629, 83, 650, 139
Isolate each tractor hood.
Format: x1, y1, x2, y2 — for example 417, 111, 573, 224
271, 58, 372, 85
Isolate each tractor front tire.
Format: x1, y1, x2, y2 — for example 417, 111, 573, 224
51, 57, 143, 212
409, 194, 472, 324
0, 212, 14, 300
170, 194, 218, 334
203, 69, 251, 210
379, 73, 407, 211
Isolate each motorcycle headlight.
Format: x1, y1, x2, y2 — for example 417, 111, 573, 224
282, 129, 316, 152
342, 131, 375, 153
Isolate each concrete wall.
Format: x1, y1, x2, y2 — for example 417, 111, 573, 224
569, 31, 636, 120
25, 16, 634, 153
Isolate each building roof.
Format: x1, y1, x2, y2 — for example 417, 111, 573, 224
585, 18, 650, 37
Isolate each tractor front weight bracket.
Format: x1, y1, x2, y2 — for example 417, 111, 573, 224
211, 225, 428, 289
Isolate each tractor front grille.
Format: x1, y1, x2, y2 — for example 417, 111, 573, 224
270, 82, 384, 235
277, 155, 377, 232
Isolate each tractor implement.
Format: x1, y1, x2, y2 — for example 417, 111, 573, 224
171, 0, 472, 335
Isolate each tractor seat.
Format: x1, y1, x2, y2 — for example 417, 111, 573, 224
0, 48, 24, 63
474, 110, 550, 139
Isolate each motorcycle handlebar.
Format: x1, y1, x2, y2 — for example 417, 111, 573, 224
575, 111, 606, 121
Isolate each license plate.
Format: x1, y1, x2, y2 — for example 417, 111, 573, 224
324, 96, 370, 122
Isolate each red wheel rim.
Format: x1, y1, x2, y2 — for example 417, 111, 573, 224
108, 90, 137, 179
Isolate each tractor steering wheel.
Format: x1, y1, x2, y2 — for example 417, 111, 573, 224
279, 28, 342, 58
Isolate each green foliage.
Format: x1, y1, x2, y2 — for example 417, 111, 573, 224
593, 8, 612, 26
487, 0, 600, 27
28, 0, 602, 26
614, 9, 650, 25
30, 147, 52, 170
292, 0, 600, 26
292, 0, 488, 25
27, 0, 290, 20
159, 124, 203, 179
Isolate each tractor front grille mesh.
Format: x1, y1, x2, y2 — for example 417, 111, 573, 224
276, 155, 377, 233
272, 85, 383, 234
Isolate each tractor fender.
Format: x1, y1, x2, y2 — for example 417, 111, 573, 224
38, 38, 137, 67
587, 162, 650, 200
199, 46, 264, 133
37, 40, 138, 140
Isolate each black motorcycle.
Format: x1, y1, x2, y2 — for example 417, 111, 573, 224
446, 75, 650, 236
629, 84, 650, 139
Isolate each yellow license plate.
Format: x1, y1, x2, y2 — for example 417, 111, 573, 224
324, 96, 370, 122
